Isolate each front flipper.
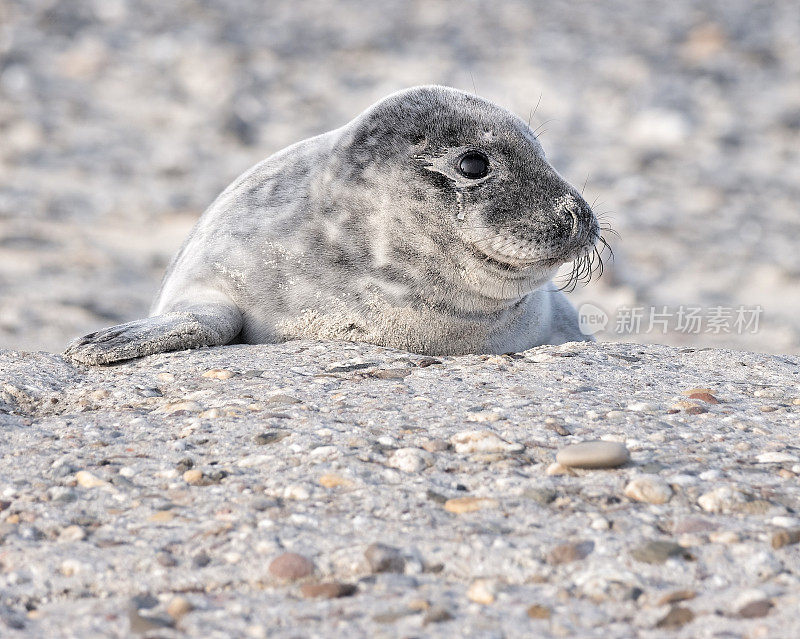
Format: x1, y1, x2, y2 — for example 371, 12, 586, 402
64, 303, 243, 365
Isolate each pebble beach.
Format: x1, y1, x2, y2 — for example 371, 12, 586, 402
2, 1, 800, 637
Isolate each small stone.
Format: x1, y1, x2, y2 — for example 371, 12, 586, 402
157, 372, 175, 382
60, 559, 83, 576
283, 484, 310, 500
422, 606, 453, 624
738, 600, 772, 618
547, 540, 594, 564
201, 368, 235, 379
687, 392, 720, 404
147, 510, 175, 524
162, 400, 202, 414
656, 606, 694, 628
556, 441, 630, 469
269, 552, 314, 581
75, 470, 108, 488
657, 589, 696, 606
421, 439, 449, 453
58, 525, 86, 542
672, 517, 717, 534
684, 406, 707, 415
166, 596, 193, 619
192, 552, 211, 567
300, 581, 357, 599
156, 551, 178, 567
466, 579, 497, 605
756, 452, 799, 464
627, 402, 657, 412
709, 531, 740, 544
364, 543, 405, 573
253, 430, 290, 445
681, 387, 713, 396
545, 462, 572, 476
770, 528, 800, 549
266, 394, 302, 404
524, 487, 557, 505
526, 604, 551, 619
318, 473, 353, 488
545, 418, 571, 436
698, 486, 747, 513
443, 497, 499, 514
183, 469, 204, 485
624, 476, 673, 504
451, 430, 523, 454
388, 448, 434, 473
631, 540, 686, 564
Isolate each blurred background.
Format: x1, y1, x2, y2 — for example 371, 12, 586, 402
1, 0, 799, 355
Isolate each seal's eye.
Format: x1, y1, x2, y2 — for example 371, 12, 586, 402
457, 151, 490, 179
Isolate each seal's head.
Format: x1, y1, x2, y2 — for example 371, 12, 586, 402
327, 85, 602, 306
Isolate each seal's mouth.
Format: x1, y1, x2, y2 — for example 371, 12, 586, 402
466, 241, 565, 272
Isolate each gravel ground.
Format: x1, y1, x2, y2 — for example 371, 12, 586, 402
1, 0, 800, 354
1, 340, 800, 637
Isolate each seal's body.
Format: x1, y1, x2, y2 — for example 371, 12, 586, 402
66, 86, 600, 364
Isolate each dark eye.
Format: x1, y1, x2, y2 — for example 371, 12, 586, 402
457, 151, 490, 179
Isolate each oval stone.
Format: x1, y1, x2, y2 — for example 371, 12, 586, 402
556, 441, 630, 469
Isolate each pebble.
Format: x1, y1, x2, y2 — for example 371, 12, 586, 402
283, 484, 310, 500
624, 476, 673, 504
526, 604, 551, 619
709, 531, 740, 544
656, 606, 694, 628
443, 497, 499, 514
545, 462, 572, 476
547, 541, 594, 564
318, 473, 353, 488
631, 541, 686, 564
657, 589, 696, 605
268, 552, 315, 581
58, 525, 86, 542
687, 391, 720, 404
364, 543, 406, 573
201, 368, 235, 379
770, 528, 800, 549
627, 402, 657, 412
556, 441, 630, 469
75, 471, 108, 488
422, 606, 453, 625
166, 596, 193, 619
182, 469, 204, 485
698, 486, 747, 513
387, 448, 434, 473
465, 410, 504, 423
300, 581, 357, 599
421, 438, 449, 452
253, 430, 290, 445
450, 430, 523, 454
466, 579, 497, 605
756, 452, 799, 464
738, 599, 773, 619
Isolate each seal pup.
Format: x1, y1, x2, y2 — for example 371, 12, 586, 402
65, 85, 603, 365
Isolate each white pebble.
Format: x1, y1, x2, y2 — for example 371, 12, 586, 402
451, 430, 524, 454
556, 441, 630, 469
387, 448, 434, 473
624, 476, 673, 504
283, 484, 310, 500
756, 452, 799, 464
698, 486, 747, 513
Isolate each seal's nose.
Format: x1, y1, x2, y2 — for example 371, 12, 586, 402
559, 192, 598, 245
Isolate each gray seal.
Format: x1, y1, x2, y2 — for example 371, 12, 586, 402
65, 85, 603, 365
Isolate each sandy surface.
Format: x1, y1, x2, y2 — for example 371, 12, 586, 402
1, 0, 799, 355
1, 340, 800, 637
